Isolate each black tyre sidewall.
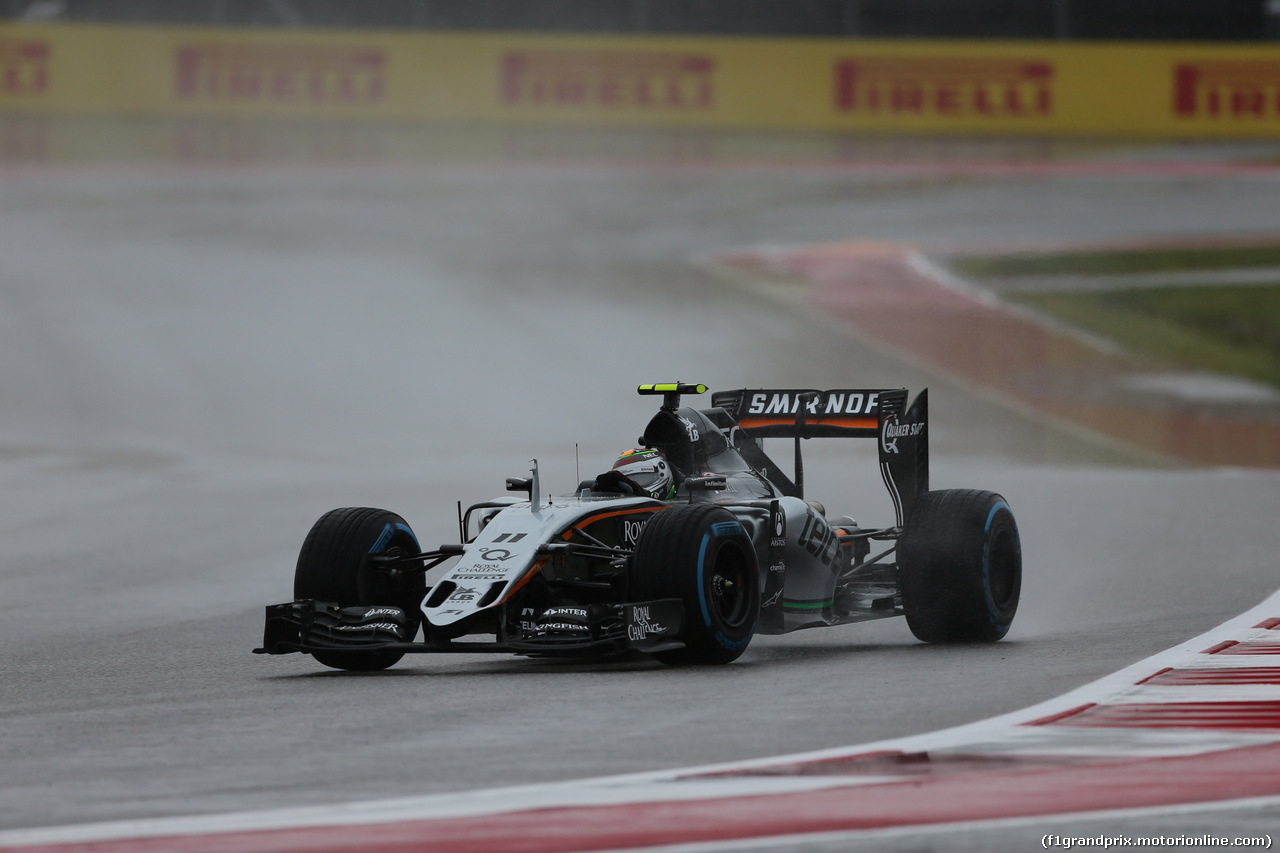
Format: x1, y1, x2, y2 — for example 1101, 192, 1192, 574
294, 507, 423, 671
899, 489, 1022, 643
632, 503, 760, 665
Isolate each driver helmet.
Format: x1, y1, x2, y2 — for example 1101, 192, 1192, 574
612, 448, 675, 500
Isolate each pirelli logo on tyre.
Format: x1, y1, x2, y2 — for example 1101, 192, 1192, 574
500, 49, 716, 112
834, 57, 1054, 119
1173, 61, 1280, 122
174, 43, 387, 105
0, 38, 50, 97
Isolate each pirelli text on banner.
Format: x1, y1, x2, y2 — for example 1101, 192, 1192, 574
835, 56, 1055, 120
499, 49, 717, 113
173, 43, 387, 106
0, 37, 49, 97
5, 22, 1280, 139
1174, 60, 1280, 123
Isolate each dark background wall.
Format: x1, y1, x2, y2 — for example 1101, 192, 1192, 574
4, 0, 1278, 40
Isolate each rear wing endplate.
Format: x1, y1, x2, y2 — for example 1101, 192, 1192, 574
711, 387, 929, 525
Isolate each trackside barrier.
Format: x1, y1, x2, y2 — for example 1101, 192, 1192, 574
1, 22, 1280, 138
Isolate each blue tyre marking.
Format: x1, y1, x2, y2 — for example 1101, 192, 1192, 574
984, 502, 1008, 533
696, 532, 712, 626
369, 521, 418, 554
716, 628, 753, 651
396, 522, 420, 549
982, 501, 1013, 630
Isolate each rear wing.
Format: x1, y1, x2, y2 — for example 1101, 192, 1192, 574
712, 389, 883, 438
710, 388, 929, 526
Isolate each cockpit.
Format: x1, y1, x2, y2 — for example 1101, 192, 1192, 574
641, 406, 773, 500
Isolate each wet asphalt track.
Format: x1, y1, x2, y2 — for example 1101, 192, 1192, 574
2, 127, 1279, 845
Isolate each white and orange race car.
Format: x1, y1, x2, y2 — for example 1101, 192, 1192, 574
256, 383, 1021, 670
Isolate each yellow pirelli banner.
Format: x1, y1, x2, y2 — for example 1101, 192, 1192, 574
2, 22, 1279, 138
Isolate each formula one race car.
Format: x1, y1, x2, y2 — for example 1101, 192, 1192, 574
255, 383, 1022, 670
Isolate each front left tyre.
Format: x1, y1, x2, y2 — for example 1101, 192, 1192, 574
294, 507, 424, 671
630, 503, 760, 665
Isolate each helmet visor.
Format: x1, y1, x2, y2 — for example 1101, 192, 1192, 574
615, 461, 661, 489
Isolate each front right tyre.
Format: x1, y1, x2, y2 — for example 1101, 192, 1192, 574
294, 506, 424, 671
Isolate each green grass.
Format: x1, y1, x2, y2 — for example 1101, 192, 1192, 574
1009, 284, 1280, 390
955, 244, 1280, 279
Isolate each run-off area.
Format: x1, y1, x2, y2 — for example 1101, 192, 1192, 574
1, 129, 1279, 849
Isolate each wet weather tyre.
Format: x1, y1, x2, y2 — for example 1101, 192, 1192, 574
294, 507, 425, 671
631, 503, 759, 665
898, 489, 1021, 643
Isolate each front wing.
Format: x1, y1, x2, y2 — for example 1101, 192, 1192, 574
254, 598, 686, 658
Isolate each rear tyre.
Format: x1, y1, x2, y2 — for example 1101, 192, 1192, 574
898, 489, 1021, 643
631, 503, 759, 665
294, 507, 425, 671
